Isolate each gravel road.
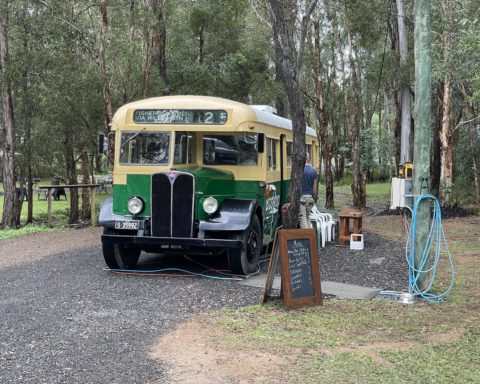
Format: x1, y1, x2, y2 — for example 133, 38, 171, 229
0, 234, 261, 384
0, 223, 407, 383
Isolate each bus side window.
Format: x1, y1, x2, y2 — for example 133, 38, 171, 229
267, 138, 278, 171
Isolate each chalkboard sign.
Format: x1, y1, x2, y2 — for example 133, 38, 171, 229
279, 229, 322, 309
287, 238, 315, 298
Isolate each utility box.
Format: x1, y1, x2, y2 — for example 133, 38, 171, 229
391, 177, 413, 209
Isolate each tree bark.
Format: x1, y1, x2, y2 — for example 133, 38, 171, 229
329, 42, 342, 181
21, 5, 33, 224
312, 20, 333, 208
459, 84, 480, 203
80, 150, 91, 222
396, 0, 412, 164
343, 4, 366, 208
268, 0, 318, 229
431, 81, 443, 194
98, 0, 114, 166
151, 0, 168, 94
0, 4, 19, 228
439, 0, 453, 205
64, 130, 79, 224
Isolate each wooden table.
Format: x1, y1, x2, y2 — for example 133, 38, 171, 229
338, 208, 363, 246
39, 184, 100, 228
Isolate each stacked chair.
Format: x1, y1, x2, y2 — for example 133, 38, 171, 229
310, 205, 337, 249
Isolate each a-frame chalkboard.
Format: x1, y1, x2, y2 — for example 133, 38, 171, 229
261, 227, 282, 304
278, 228, 322, 309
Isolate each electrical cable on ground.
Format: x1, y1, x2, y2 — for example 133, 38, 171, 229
104, 267, 244, 281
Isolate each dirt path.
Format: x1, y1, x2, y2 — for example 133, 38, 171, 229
0, 227, 102, 269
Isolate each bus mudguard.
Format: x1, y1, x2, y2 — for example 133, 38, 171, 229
199, 198, 257, 232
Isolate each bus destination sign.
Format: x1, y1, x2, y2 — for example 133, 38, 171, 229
133, 109, 227, 125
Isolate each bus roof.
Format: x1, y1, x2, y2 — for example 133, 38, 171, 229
112, 95, 317, 137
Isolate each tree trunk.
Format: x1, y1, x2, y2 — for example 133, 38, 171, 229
327, 3, 346, 181
439, 0, 453, 205
140, 0, 151, 97
0, 4, 19, 228
396, 0, 411, 164
343, 5, 366, 208
379, 87, 390, 178
80, 150, 91, 222
98, 0, 114, 166
312, 20, 333, 208
394, 88, 402, 166
334, 10, 352, 166
151, 0, 168, 94
431, 81, 443, 194
65, 130, 79, 224
268, 0, 318, 228
21, 8, 33, 224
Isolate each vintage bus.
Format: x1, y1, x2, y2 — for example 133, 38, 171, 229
99, 95, 318, 274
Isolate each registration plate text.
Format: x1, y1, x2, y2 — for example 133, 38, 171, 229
115, 220, 140, 230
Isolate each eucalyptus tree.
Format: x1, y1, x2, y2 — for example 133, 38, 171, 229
267, 0, 318, 228
431, 0, 480, 205
310, 7, 334, 208
0, 0, 20, 228
167, 0, 274, 102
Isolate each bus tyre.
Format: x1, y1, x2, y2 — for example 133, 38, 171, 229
102, 228, 141, 270
229, 215, 262, 275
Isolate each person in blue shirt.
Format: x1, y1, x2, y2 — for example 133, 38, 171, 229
299, 153, 318, 228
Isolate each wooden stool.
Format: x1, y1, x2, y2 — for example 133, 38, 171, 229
338, 208, 363, 246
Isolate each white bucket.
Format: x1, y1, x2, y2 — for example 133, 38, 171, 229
350, 234, 364, 250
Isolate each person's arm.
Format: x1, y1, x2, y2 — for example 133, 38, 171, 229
312, 171, 318, 202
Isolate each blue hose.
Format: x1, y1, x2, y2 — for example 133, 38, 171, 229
406, 194, 455, 303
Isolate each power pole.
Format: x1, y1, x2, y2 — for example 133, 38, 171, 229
413, 0, 432, 290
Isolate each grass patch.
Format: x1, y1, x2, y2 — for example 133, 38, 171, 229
296, 327, 480, 384
201, 213, 479, 382
0, 192, 111, 239
317, 181, 391, 210
0, 224, 69, 240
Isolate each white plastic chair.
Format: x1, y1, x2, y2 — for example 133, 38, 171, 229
311, 206, 336, 242
309, 210, 328, 248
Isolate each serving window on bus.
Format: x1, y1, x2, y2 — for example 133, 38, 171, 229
203, 134, 259, 166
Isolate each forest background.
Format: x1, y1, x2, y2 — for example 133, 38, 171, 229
1, 0, 479, 228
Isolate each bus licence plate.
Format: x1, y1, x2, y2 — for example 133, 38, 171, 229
115, 220, 140, 230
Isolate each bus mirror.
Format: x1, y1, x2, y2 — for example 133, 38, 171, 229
97, 133, 105, 155
257, 133, 265, 153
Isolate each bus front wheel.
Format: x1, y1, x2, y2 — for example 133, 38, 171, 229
228, 215, 261, 275
103, 228, 141, 270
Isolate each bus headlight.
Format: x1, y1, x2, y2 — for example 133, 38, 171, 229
127, 196, 144, 215
202, 197, 218, 214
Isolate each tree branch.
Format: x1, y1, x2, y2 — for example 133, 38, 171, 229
453, 116, 480, 133
296, 0, 318, 72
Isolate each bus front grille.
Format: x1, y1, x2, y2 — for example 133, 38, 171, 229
151, 172, 194, 238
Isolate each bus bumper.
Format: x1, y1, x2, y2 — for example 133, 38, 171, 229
101, 233, 242, 251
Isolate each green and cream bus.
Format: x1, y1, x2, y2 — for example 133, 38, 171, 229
99, 95, 318, 274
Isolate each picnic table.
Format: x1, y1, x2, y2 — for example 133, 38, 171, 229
39, 184, 100, 228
